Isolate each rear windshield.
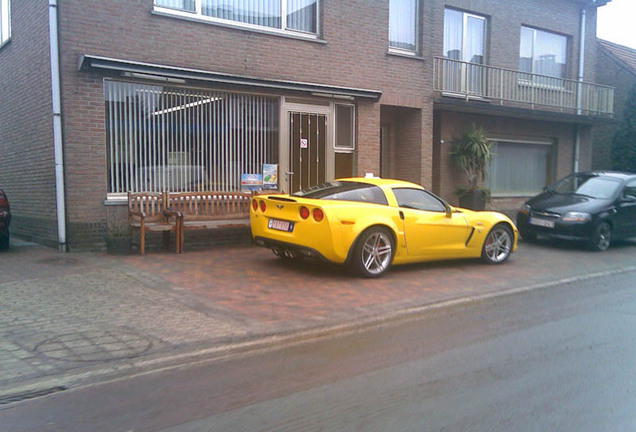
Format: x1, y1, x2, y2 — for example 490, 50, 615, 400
293, 181, 388, 205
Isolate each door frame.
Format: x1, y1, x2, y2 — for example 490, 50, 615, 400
280, 98, 334, 193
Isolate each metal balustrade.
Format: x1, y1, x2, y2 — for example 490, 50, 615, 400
433, 57, 614, 117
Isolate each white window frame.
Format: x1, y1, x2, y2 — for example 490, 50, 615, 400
334, 103, 356, 152
388, 0, 419, 55
0, 0, 11, 48
153, 0, 320, 40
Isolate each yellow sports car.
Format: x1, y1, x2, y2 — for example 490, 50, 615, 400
250, 178, 518, 277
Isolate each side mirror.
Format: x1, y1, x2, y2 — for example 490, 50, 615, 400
446, 205, 453, 218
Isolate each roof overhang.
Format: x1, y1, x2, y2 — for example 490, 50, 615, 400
78, 55, 382, 101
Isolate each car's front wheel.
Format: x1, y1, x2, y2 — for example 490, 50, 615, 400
351, 227, 394, 278
481, 224, 513, 264
588, 222, 611, 251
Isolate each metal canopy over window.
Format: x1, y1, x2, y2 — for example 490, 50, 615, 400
79, 55, 382, 101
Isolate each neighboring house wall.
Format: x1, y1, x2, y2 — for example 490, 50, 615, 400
0, 1, 58, 246
593, 40, 636, 170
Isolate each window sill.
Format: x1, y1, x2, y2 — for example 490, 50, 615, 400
387, 49, 425, 61
151, 9, 326, 45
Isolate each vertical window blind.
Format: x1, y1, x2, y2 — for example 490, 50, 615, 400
155, 0, 318, 34
105, 81, 279, 195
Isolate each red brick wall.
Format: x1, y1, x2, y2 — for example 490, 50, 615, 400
435, 111, 578, 211
0, 0, 604, 249
0, 1, 58, 247
593, 44, 636, 169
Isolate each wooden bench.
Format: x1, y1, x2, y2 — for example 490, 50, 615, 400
166, 191, 252, 252
127, 192, 182, 255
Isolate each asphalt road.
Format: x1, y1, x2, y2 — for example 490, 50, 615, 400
1, 269, 635, 432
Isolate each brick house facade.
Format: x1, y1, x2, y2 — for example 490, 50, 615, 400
0, 0, 612, 251
593, 39, 636, 169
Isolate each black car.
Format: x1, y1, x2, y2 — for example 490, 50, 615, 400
0, 189, 10, 249
517, 171, 636, 251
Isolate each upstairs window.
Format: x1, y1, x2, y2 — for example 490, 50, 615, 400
0, 0, 10, 46
519, 26, 567, 79
443, 8, 486, 65
154, 0, 319, 36
389, 0, 418, 53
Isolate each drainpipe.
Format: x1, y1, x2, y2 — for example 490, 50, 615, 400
48, 0, 67, 251
573, 4, 588, 172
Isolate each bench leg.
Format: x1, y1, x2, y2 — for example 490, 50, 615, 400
162, 231, 170, 251
139, 230, 146, 256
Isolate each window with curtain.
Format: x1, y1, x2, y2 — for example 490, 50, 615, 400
488, 141, 552, 196
443, 8, 486, 64
389, 0, 418, 52
519, 26, 567, 78
154, 0, 318, 35
0, 0, 10, 46
443, 8, 486, 94
104, 81, 279, 194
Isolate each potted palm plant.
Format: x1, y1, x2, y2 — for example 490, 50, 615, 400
450, 123, 492, 210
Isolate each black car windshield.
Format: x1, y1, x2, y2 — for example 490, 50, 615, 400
292, 181, 388, 205
551, 174, 622, 199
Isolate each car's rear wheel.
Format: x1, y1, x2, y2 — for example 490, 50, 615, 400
588, 222, 611, 251
481, 224, 513, 264
351, 227, 394, 278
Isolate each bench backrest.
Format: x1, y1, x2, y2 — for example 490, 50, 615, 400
167, 191, 252, 220
128, 192, 166, 223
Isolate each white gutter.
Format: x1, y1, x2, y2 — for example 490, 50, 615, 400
48, 0, 67, 251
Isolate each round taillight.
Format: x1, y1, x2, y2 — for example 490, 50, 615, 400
259, 200, 266, 212
299, 206, 310, 219
251, 199, 258, 211
312, 208, 324, 222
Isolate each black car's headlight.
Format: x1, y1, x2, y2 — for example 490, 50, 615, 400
519, 203, 531, 215
561, 212, 592, 222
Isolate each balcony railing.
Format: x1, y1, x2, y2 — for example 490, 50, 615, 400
433, 57, 614, 117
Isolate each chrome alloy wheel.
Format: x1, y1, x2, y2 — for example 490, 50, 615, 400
482, 225, 513, 264
589, 222, 611, 251
355, 228, 394, 277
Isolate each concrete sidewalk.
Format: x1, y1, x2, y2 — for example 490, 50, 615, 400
1, 236, 635, 403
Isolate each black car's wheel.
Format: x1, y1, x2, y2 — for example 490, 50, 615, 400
481, 224, 513, 264
0, 231, 8, 250
588, 222, 611, 252
351, 227, 394, 278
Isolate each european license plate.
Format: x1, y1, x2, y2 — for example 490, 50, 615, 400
530, 217, 555, 228
268, 218, 294, 232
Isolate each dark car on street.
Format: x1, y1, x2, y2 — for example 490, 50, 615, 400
517, 171, 636, 251
0, 189, 10, 249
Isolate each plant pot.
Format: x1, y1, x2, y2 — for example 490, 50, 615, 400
105, 235, 133, 255
458, 190, 487, 211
